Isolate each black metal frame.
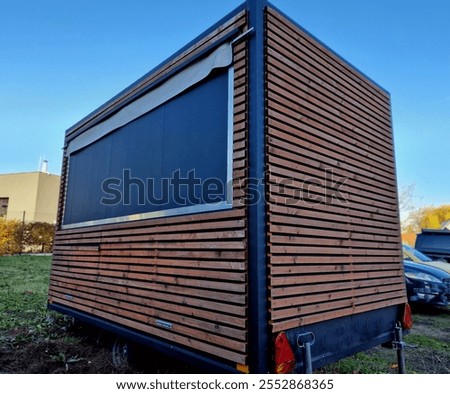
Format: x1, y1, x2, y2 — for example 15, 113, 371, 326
246, 0, 270, 374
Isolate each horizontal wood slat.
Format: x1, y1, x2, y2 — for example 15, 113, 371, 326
266, 11, 391, 116
267, 120, 397, 185
49, 296, 246, 364
50, 274, 246, 310
271, 298, 405, 332
266, 8, 406, 333
49, 13, 249, 366
270, 276, 404, 298
49, 286, 246, 344
268, 215, 401, 238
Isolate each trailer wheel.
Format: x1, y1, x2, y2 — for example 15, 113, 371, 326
112, 337, 129, 367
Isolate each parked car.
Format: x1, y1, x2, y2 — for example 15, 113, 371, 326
415, 229, 450, 263
403, 260, 450, 307
403, 244, 450, 274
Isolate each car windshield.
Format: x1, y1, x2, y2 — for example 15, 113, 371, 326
403, 244, 433, 262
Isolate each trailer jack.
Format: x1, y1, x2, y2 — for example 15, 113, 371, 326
392, 323, 406, 374
297, 332, 315, 374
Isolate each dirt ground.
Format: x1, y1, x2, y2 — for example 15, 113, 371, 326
0, 309, 449, 374
0, 317, 197, 374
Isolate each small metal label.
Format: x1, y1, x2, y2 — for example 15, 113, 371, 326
64, 294, 73, 301
155, 319, 173, 329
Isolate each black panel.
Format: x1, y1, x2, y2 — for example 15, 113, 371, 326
64, 136, 111, 224
63, 69, 230, 225
284, 306, 401, 373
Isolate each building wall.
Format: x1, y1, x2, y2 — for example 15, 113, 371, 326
34, 172, 61, 223
0, 172, 60, 223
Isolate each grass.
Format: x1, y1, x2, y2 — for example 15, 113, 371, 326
320, 307, 450, 374
0, 254, 72, 348
411, 310, 450, 331
318, 349, 399, 374
0, 255, 52, 331
407, 334, 449, 351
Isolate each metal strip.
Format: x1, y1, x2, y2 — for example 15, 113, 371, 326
61, 200, 232, 230
231, 27, 255, 45
226, 66, 235, 204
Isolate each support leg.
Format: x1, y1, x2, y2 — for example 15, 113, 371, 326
394, 323, 406, 374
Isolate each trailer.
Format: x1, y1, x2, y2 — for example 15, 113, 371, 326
48, 0, 411, 373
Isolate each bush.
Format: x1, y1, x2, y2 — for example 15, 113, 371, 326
23, 222, 55, 253
0, 218, 22, 255
0, 219, 55, 255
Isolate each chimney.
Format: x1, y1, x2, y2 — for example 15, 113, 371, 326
40, 159, 49, 173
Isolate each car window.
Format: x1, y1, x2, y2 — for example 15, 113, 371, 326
403, 244, 433, 262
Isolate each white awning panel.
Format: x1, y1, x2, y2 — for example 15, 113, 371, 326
66, 43, 233, 155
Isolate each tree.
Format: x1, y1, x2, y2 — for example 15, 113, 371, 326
404, 204, 450, 233
398, 184, 416, 214
398, 184, 417, 232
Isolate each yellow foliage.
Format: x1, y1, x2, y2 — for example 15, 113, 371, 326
0, 218, 22, 255
405, 204, 450, 233
419, 205, 450, 229
0, 219, 55, 255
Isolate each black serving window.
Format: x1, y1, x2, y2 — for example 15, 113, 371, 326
63, 68, 232, 227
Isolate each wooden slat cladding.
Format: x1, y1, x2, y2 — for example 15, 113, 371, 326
49, 14, 249, 365
265, 8, 406, 333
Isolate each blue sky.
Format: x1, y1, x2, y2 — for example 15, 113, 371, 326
1, 0, 449, 210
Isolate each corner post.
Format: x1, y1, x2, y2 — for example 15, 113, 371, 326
247, 0, 269, 373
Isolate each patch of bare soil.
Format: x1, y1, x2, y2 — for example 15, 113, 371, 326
0, 323, 136, 374
0, 318, 196, 374
0, 339, 120, 374
403, 348, 450, 374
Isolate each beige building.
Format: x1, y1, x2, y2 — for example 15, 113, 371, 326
0, 171, 60, 224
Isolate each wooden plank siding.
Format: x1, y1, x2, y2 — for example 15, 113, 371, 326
265, 8, 407, 333
49, 11, 249, 365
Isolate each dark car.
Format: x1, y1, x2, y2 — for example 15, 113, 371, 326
403, 260, 450, 307
415, 229, 450, 263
